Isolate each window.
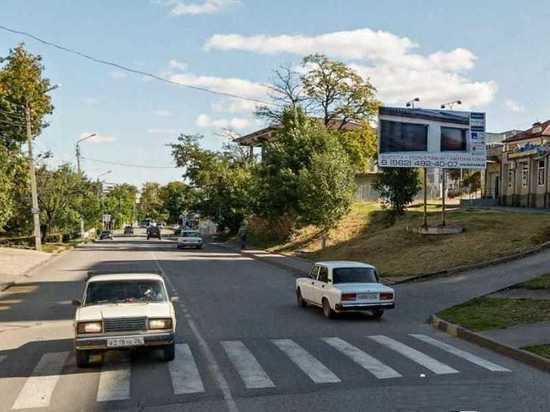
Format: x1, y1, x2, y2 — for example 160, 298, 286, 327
508, 168, 514, 188
522, 163, 529, 188
379, 120, 428, 153
441, 127, 467, 151
85, 280, 167, 305
309, 266, 320, 279
538, 160, 545, 186
318, 266, 329, 283
332, 268, 378, 284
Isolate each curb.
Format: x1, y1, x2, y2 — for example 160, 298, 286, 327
431, 314, 550, 373
392, 240, 550, 285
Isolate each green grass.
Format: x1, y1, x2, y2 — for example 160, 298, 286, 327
517, 273, 550, 290
437, 297, 550, 331
522, 344, 550, 359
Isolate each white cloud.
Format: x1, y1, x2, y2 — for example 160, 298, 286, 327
168, 59, 188, 71
110, 70, 128, 80
147, 128, 179, 134
196, 114, 250, 129
162, 0, 239, 16
153, 109, 174, 117
504, 98, 526, 113
79, 132, 115, 144
205, 28, 496, 107
211, 98, 259, 114
83, 97, 99, 106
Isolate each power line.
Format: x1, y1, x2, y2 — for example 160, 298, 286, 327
0, 24, 273, 106
81, 156, 178, 169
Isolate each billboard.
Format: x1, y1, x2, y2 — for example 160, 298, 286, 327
378, 107, 486, 169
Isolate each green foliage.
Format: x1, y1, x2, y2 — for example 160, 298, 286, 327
338, 123, 378, 173
159, 181, 191, 224
138, 182, 164, 222
0, 44, 54, 149
104, 184, 138, 228
0, 146, 26, 229
374, 168, 421, 215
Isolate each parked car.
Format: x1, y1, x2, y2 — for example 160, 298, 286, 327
99, 230, 113, 240
72, 272, 177, 367
124, 226, 134, 235
295, 261, 395, 319
147, 226, 161, 240
177, 230, 203, 249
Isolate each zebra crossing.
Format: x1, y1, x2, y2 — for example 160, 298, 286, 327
1, 334, 511, 410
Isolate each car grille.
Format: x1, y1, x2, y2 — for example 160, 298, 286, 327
103, 317, 146, 332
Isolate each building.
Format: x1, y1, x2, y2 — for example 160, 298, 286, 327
499, 121, 550, 208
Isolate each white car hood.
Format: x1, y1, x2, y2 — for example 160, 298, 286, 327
334, 283, 394, 294
76, 302, 172, 322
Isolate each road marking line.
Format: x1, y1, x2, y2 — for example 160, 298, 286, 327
272, 339, 340, 384
169, 344, 205, 394
152, 253, 239, 412
410, 334, 511, 372
222, 341, 275, 389
96, 362, 131, 402
12, 351, 69, 410
322, 337, 402, 379
369, 335, 459, 375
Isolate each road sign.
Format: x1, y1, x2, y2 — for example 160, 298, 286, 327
102, 214, 111, 223
31, 207, 40, 214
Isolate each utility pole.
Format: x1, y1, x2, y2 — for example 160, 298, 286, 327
25, 102, 42, 251
75, 133, 96, 238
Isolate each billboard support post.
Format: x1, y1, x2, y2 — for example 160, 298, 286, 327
442, 169, 447, 226
423, 167, 428, 229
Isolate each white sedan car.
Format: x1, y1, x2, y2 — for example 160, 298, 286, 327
73, 273, 177, 367
177, 230, 203, 249
296, 261, 395, 319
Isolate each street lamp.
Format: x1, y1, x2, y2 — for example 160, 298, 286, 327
406, 97, 420, 109
75, 133, 96, 174
95, 171, 112, 230
25, 83, 61, 251
440, 100, 462, 110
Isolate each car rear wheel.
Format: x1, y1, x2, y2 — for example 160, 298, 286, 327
370, 309, 384, 320
162, 343, 175, 361
296, 289, 307, 307
76, 350, 90, 368
322, 299, 334, 319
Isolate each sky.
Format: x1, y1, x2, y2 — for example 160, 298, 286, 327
1, 0, 549, 187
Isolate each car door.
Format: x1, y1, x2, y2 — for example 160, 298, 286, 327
301, 265, 319, 302
312, 266, 329, 304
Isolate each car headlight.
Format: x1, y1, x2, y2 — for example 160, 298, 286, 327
77, 321, 103, 334
148, 318, 173, 330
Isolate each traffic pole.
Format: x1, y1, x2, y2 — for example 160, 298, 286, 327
442, 168, 447, 227
423, 167, 428, 229
25, 103, 42, 251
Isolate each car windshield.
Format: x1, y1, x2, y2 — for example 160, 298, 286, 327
332, 268, 378, 284
182, 231, 200, 237
85, 280, 167, 305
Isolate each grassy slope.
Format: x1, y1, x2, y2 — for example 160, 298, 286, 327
262, 203, 550, 277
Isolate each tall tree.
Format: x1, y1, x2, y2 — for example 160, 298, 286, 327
0, 44, 54, 150
138, 182, 164, 222
104, 184, 137, 228
159, 181, 190, 224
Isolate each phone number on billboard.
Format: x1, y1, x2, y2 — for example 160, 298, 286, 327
379, 159, 483, 168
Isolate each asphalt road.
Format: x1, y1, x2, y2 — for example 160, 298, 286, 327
0, 235, 549, 412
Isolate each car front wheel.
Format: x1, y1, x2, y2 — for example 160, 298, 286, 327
322, 299, 334, 319
76, 350, 90, 368
162, 343, 175, 361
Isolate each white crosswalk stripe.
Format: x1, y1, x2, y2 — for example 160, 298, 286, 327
96, 362, 131, 402
222, 341, 275, 389
410, 334, 511, 372
322, 337, 402, 379
369, 335, 459, 375
11, 351, 69, 410
169, 344, 205, 394
272, 339, 340, 384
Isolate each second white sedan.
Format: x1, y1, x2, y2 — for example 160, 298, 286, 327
176, 230, 203, 249
296, 261, 395, 319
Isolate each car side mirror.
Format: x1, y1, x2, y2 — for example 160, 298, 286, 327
170, 296, 179, 303
72, 299, 81, 307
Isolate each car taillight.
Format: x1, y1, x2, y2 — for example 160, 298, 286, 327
380, 292, 394, 300
341, 293, 356, 301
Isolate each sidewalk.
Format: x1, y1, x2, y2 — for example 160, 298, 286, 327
0, 247, 53, 291
480, 321, 550, 348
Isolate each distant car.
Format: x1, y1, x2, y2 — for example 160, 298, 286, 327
72, 272, 177, 367
99, 230, 113, 240
124, 226, 134, 235
177, 230, 203, 249
296, 261, 395, 319
147, 226, 161, 240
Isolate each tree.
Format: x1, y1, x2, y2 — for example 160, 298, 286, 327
138, 182, 164, 222
301, 54, 379, 129
339, 123, 378, 173
0, 146, 25, 229
374, 168, 421, 215
159, 181, 190, 224
104, 184, 137, 228
0, 44, 54, 150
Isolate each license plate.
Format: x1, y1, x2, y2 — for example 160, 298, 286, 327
107, 337, 144, 348
357, 293, 378, 300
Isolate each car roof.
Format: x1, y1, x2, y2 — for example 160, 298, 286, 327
315, 261, 375, 270
87, 273, 164, 283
